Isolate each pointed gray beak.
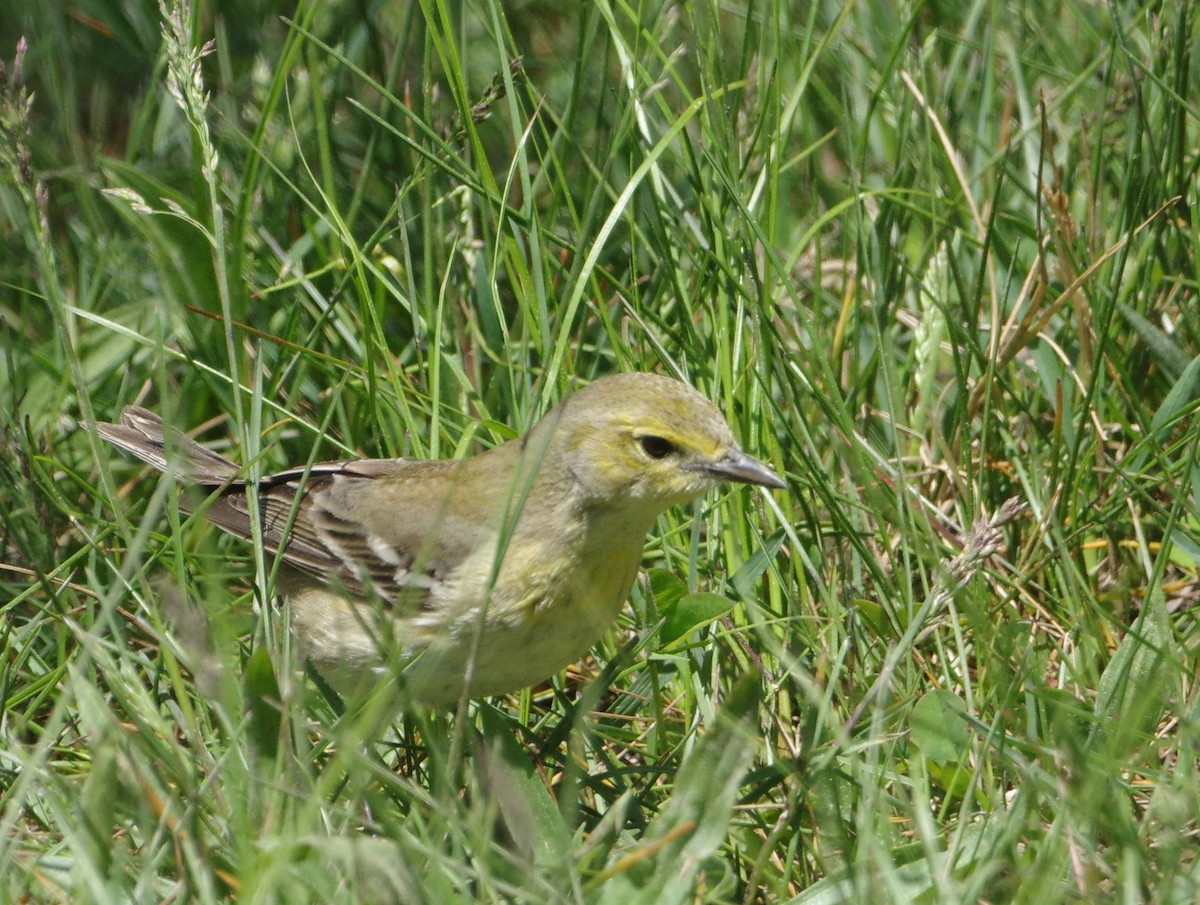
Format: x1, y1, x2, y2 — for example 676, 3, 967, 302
706, 448, 786, 490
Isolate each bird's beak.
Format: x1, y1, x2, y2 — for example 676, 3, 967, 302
707, 448, 786, 490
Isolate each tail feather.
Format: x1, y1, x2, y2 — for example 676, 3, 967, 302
96, 406, 241, 485
97, 406, 347, 582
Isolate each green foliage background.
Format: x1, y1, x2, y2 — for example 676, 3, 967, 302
2, 0, 1199, 902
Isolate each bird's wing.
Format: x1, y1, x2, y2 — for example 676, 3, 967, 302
207, 458, 477, 612
98, 407, 479, 612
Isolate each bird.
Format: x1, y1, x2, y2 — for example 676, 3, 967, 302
97, 372, 785, 707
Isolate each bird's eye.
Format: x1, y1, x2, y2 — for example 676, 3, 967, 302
638, 435, 676, 460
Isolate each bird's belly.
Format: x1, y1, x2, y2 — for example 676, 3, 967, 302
403, 548, 640, 704
287, 542, 643, 707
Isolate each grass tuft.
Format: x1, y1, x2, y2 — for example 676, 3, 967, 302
2, 0, 1199, 901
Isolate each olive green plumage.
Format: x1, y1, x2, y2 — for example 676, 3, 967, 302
98, 372, 784, 706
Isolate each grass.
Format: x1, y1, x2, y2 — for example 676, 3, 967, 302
2, 0, 1199, 901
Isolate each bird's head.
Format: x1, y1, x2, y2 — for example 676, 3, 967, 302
529, 373, 784, 518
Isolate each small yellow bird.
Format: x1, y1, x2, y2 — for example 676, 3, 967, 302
98, 372, 784, 706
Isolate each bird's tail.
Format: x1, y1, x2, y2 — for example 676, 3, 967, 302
96, 407, 241, 486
